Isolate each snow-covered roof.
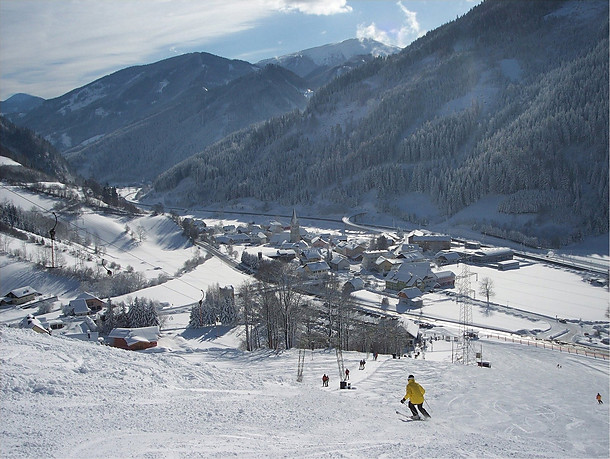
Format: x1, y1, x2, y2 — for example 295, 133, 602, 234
69, 298, 90, 315
344, 277, 365, 290
7, 286, 39, 298
398, 317, 420, 338
398, 287, 423, 299
387, 261, 432, 282
435, 251, 461, 261
108, 326, 160, 346
434, 270, 455, 280
305, 261, 330, 272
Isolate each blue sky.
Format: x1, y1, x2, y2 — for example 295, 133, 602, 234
0, 0, 479, 100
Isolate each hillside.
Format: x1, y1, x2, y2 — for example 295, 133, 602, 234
63, 65, 311, 183
149, 0, 609, 249
0, 116, 74, 184
1, 317, 609, 458
6, 40, 393, 185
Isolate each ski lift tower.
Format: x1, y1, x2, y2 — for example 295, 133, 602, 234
456, 264, 477, 364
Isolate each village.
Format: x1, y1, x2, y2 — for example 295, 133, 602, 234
1, 208, 523, 353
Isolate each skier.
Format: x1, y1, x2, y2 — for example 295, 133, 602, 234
400, 374, 431, 420
345, 368, 350, 380
596, 393, 603, 404
322, 374, 329, 387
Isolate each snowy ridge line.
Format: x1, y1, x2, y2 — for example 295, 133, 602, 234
482, 333, 609, 360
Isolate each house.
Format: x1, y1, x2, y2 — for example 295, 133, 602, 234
216, 233, 251, 244
67, 298, 91, 316
435, 251, 462, 266
300, 248, 323, 264
303, 261, 330, 277
361, 250, 392, 270
74, 292, 106, 312
329, 254, 350, 271
43, 316, 99, 342
107, 326, 160, 351
268, 249, 296, 261
20, 314, 50, 334
398, 287, 423, 307
267, 220, 284, 233
374, 257, 402, 275
498, 259, 519, 270
392, 243, 423, 260
269, 231, 291, 246
343, 277, 365, 294
407, 230, 451, 252
310, 236, 330, 249
432, 270, 456, 289
250, 231, 268, 245
2, 286, 41, 306
335, 240, 366, 260
385, 261, 434, 291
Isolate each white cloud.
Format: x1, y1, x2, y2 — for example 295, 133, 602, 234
267, 0, 352, 15
0, 0, 273, 99
357, 1, 424, 48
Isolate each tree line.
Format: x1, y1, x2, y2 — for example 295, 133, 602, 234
188, 260, 412, 355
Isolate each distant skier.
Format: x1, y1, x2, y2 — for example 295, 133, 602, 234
345, 368, 350, 380
596, 393, 603, 404
322, 374, 329, 387
401, 374, 431, 420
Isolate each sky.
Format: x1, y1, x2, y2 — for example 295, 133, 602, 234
0, 0, 480, 101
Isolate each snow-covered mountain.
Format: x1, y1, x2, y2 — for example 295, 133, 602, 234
257, 37, 400, 79
150, 0, 609, 247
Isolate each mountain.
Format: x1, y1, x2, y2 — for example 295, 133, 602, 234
149, 0, 609, 248
0, 93, 45, 116
6, 53, 257, 152
63, 64, 310, 183
6, 42, 388, 185
0, 116, 74, 183
257, 38, 400, 85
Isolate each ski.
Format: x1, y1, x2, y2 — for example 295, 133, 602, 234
396, 410, 428, 421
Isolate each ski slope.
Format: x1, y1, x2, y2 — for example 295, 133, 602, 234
1, 325, 608, 458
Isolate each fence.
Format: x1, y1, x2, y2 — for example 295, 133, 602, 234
483, 334, 608, 360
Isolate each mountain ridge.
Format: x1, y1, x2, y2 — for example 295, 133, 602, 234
148, 0, 609, 247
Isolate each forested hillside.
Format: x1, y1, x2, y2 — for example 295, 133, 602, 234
64, 64, 310, 183
0, 116, 74, 183
151, 0, 609, 248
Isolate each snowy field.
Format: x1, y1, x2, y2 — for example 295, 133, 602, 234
1, 325, 609, 458
1, 177, 609, 458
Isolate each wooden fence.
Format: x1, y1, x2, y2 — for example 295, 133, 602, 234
483, 334, 608, 360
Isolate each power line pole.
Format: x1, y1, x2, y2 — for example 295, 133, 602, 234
456, 264, 477, 364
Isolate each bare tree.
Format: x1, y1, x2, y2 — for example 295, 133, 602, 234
479, 277, 495, 308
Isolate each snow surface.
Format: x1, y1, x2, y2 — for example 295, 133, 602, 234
1, 323, 609, 458
0, 156, 21, 167
1, 183, 609, 457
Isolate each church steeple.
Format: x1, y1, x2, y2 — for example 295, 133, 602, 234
290, 209, 300, 243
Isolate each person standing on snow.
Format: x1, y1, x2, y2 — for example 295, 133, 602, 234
401, 374, 431, 420
596, 393, 603, 404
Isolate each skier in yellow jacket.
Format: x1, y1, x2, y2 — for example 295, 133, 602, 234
401, 374, 431, 420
